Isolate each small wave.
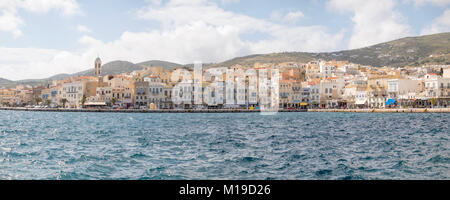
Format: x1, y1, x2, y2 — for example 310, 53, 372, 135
360, 156, 374, 160
130, 152, 148, 159
337, 175, 364, 180
289, 154, 306, 161
427, 155, 450, 164
240, 156, 260, 163
392, 160, 406, 169
55, 171, 92, 180
315, 169, 332, 176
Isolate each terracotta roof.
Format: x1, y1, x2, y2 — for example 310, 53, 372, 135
77, 76, 93, 79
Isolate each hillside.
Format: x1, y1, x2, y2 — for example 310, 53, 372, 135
212, 32, 450, 68
73, 61, 142, 77
137, 60, 184, 69
0, 78, 15, 88
1, 32, 449, 88
313, 32, 450, 67
210, 53, 315, 68
0, 60, 188, 88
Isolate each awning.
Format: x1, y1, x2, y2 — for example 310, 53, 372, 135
355, 100, 366, 105
386, 99, 396, 105
300, 103, 308, 106
85, 102, 107, 106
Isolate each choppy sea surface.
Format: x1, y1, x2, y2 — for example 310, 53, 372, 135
0, 110, 448, 180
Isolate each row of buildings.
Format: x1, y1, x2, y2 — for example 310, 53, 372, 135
1, 58, 450, 109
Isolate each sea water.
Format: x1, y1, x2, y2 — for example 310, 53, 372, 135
0, 110, 448, 180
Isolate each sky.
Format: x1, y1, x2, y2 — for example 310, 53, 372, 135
0, 0, 449, 80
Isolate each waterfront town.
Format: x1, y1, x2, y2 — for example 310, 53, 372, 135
1, 57, 449, 110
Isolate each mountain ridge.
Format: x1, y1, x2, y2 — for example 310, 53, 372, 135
1, 32, 449, 88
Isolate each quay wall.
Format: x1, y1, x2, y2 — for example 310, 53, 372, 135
0, 107, 305, 113
307, 108, 450, 113
1, 107, 450, 113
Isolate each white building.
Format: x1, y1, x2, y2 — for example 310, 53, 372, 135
387, 79, 420, 99
144, 76, 164, 108
319, 63, 336, 79
424, 77, 450, 98
444, 68, 450, 78
355, 89, 368, 108
87, 86, 112, 104
61, 81, 85, 108
308, 83, 320, 107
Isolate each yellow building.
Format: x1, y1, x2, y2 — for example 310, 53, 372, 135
279, 80, 302, 108
0, 89, 16, 106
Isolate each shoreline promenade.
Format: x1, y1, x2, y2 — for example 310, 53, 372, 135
1, 107, 449, 113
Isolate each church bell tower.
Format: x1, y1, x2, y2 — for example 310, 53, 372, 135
94, 57, 102, 76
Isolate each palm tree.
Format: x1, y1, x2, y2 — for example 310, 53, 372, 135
60, 98, 68, 108
111, 97, 117, 106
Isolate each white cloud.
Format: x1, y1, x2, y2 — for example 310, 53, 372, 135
144, 0, 162, 6
0, 0, 346, 80
221, 0, 240, 5
0, 0, 81, 37
20, 0, 81, 15
327, 0, 412, 49
76, 25, 91, 33
0, 9, 23, 37
138, 0, 343, 52
0, 47, 92, 80
77, 22, 248, 65
271, 10, 304, 23
283, 11, 304, 23
421, 9, 450, 35
167, 0, 209, 6
404, 0, 450, 6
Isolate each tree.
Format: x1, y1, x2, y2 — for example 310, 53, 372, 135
111, 97, 117, 106
439, 68, 444, 76
60, 98, 68, 108
81, 95, 87, 108
34, 97, 42, 105
45, 99, 52, 106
